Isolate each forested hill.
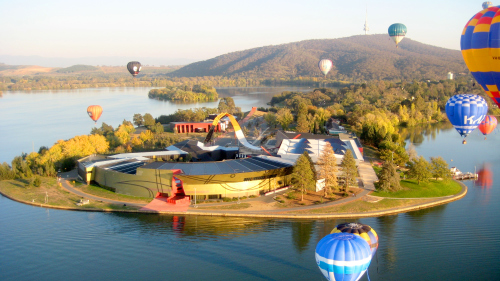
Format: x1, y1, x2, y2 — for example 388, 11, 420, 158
170, 34, 466, 81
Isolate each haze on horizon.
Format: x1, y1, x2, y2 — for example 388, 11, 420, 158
0, 0, 483, 67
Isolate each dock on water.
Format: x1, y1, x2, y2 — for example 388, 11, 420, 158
450, 167, 478, 180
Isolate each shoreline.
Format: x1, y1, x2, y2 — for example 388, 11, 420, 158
0, 179, 468, 219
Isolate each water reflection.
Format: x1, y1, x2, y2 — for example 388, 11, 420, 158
400, 122, 454, 145
291, 220, 314, 253
475, 163, 493, 188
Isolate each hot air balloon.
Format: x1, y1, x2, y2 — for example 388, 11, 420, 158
483, 1, 493, 9
87, 105, 103, 124
331, 222, 378, 256
461, 6, 500, 108
316, 233, 372, 281
318, 59, 333, 77
388, 23, 407, 48
478, 115, 497, 138
127, 61, 142, 77
445, 94, 488, 141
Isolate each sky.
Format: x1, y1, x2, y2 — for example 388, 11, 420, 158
0, 0, 489, 66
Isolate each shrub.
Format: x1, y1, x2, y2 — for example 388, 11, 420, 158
222, 197, 232, 202
33, 176, 42, 187
286, 192, 296, 200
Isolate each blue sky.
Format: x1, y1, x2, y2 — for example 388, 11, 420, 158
0, 0, 489, 65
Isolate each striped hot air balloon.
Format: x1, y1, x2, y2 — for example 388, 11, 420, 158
331, 223, 378, 256
461, 6, 500, 108
388, 23, 407, 48
483, 1, 493, 9
315, 233, 372, 281
445, 94, 488, 139
478, 115, 497, 137
87, 105, 103, 124
318, 59, 333, 77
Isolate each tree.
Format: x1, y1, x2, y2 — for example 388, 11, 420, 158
291, 152, 316, 201
264, 112, 278, 128
430, 157, 450, 181
276, 108, 294, 131
378, 161, 401, 192
143, 113, 155, 129
133, 113, 144, 127
317, 142, 339, 197
340, 150, 358, 193
407, 156, 432, 184
218, 97, 237, 114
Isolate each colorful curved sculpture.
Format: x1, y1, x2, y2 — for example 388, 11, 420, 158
388, 23, 407, 48
461, 6, 500, 107
315, 233, 372, 281
318, 59, 333, 77
331, 222, 378, 256
445, 94, 488, 139
478, 115, 497, 137
204, 112, 262, 151
127, 61, 142, 77
87, 105, 103, 124
483, 1, 493, 9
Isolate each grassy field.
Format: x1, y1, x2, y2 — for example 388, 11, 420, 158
79, 184, 152, 204
0, 178, 141, 211
372, 179, 462, 198
285, 198, 436, 214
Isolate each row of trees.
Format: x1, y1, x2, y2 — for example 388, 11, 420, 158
291, 143, 358, 201
148, 85, 219, 102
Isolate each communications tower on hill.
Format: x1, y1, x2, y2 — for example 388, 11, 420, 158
363, 8, 369, 35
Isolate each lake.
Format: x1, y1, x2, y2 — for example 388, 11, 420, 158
1, 88, 500, 280
0, 86, 311, 163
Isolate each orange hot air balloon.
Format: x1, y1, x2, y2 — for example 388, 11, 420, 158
87, 105, 103, 124
478, 115, 497, 139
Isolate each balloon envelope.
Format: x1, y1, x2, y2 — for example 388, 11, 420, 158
388, 23, 407, 47
461, 6, 500, 108
331, 223, 378, 256
478, 115, 497, 135
445, 94, 488, 137
87, 105, 103, 123
483, 1, 493, 9
127, 61, 142, 77
318, 59, 333, 76
315, 233, 372, 281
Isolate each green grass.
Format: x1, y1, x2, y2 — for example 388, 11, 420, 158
79, 184, 152, 203
197, 203, 251, 210
372, 179, 462, 198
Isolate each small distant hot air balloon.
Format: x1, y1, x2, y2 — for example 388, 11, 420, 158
445, 94, 488, 142
478, 115, 497, 139
483, 1, 493, 9
127, 61, 142, 77
331, 222, 378, 256
87, 105, 103, 124
461, 6, 500, 108
315, 233, 372, 281
388, 23, 407, 48
318, 59, 333, 77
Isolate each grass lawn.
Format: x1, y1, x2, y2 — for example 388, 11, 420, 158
372, 179, 462, 198
78, 184, 152, 204
0, 178, 141, 211
197, 203, 251, 210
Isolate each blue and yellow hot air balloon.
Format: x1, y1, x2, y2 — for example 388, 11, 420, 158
315, 233, 372, 281
388, 23, 407, 48
445, 94, 488, 141
483, 1, 493, 9
331, 223, 378, 256
318, 59, 333, 77
461, 6, 500, 108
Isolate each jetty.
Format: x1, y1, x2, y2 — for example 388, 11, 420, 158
450, 167, 478, 180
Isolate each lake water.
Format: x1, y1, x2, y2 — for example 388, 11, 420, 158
1, 89, 500, 280
0, 86, 310, 163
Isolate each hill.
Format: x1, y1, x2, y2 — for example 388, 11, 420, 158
170, 34, 467, 81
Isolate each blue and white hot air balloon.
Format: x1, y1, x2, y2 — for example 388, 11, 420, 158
482, 1, 493, 9
445, 94, 488, 140
315, 233, 372, 281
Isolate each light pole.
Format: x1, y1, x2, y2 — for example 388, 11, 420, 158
194, 188, 197, 208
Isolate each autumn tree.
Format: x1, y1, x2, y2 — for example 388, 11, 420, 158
276, 108, 294, 131
143, 113, 155, 129
431, 156, 450, 181
264, 112, 278, 128
133, 113, 144, 127
292, 152, 316, 201
317, 142, 339, 197
407, 156, 432, 184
